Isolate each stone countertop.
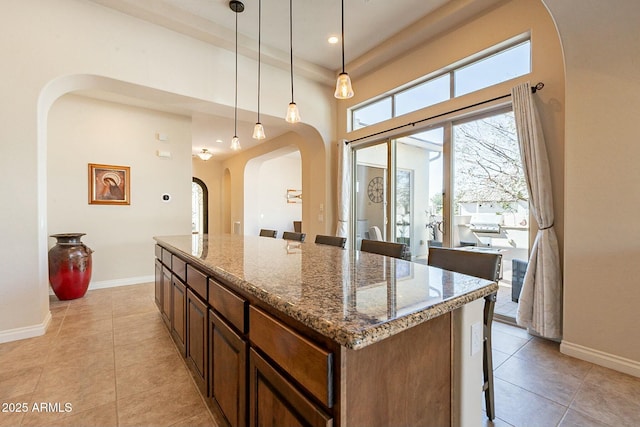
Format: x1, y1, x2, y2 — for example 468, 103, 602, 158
155, 234, 498, 350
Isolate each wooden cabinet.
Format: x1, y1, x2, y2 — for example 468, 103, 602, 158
154, 259, 162, 311
171, 276, 187, 356
249, 349, 333, 427
249, 307, 333, 408
161, 266, 171, 327
187, 288, 208, 395
209, 310, 247, 427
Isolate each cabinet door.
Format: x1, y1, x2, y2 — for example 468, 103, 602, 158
187, 289, 207, 395
154, 259, 162, 311
161, 266, 171, 326
171, 276, 187, 356
249, 349, 333, 427
209, 310, 247, 427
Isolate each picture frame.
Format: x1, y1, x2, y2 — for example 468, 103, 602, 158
286, 189, 302, 204
88, 163, 130, 205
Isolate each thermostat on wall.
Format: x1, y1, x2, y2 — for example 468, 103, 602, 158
162, 193, 171, 202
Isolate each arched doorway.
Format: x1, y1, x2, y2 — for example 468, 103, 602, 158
192, 177, 208, 234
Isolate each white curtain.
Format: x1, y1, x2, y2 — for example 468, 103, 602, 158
511, 82, 562, 340
336, 140, 351, 238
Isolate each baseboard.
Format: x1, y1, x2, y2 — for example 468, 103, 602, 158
0, 311, 52, 344
48, 275, 155, 295
561, 340, 640, 378
89, 275, 155, 290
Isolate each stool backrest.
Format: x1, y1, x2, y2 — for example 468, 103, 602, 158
427, 247, 501, 281
360, 239, 407, 260
259, 229, 277, 238
282, 231, 306, 242
314, 235, 347, 248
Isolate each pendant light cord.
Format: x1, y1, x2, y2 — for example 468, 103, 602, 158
289, 0, 294, 103
341, 0, 345, 74
257, 0, 261, 121
234, 8, 238, 136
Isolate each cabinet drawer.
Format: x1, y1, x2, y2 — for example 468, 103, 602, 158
161, 247, 172, 268
172, 255, 187, 282
249, 349, 333, 427
187, 264, 208, 300
209, 280, 247, 334
249, 307, 333, 408
155, 244, 162, 260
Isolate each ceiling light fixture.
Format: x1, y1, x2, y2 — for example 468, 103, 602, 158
334, 0, 354, 99
285, 0, 300, 123
252, 0, 266, 140
197, 149, 213, 161
230, 0, 244, 150
328, 35, 339, 44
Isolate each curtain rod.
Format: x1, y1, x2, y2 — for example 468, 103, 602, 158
345, 82, 544, 145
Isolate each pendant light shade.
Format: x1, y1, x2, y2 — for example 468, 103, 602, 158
230, 1, 243, 150
252, 123, 265, 139
335, 0, 354, 99
253, 0, 266, 140
286, 102, 301, 124
335, 72, 354, 99
285, 0, 300, 123
197, 149, 213, 161
230, 136, 241, 151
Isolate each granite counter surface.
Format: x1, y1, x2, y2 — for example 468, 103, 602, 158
155, 234, 498, 349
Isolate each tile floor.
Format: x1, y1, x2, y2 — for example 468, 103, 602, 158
1, 283, 639, 427
0, 283, 217, 427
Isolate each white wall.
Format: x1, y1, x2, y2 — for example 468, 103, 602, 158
544, 0, 640, 373
48, 95, 192, 285
253, 153, 302, 237
0, 0, 333, 341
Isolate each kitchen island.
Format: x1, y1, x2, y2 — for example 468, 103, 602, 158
154, 234, 498, 427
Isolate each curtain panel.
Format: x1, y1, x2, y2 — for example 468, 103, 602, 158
511, 82, 563, 340
336, 140, 351, 239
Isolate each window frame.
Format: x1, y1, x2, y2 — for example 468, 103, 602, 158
349, 38, 531, 132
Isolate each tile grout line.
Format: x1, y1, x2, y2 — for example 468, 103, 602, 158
112, 292, 121, 427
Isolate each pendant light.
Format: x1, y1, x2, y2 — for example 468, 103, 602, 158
230, 1, 244, 150
197, 149, 213, 161
334, 0, 354, 99
285, 0, 300, 123
252, 0, 266, 139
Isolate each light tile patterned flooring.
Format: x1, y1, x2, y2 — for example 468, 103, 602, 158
0, 283, 216, 427
1, 283, 639, 426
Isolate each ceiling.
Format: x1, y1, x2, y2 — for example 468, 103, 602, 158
86, 0, 505, 159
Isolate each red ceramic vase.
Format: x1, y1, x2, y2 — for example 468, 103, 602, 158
48, 233, 93, 300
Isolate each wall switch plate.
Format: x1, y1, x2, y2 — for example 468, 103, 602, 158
471, 322, 482, 356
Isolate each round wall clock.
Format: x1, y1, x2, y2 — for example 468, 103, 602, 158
367, 176, 384, 203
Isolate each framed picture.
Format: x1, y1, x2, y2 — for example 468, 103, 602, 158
286, 189, 302, 204
88, 163, 130, 205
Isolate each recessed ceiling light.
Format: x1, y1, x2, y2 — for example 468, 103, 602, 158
328, 35, 339, 44
215, 139, 223, 143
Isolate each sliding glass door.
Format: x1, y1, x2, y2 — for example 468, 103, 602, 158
394, 128, 445, 260
352, 127, 445, 261
452, 110, 529, 319
351, 108, 529, 320
354, 142, 388, 249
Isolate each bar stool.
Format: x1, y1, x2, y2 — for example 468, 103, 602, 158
426, 246, 502, 421
314, 235, 347, 248
282, 231, 306, 242
259, 229, 277, 238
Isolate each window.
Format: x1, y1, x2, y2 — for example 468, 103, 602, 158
395, 74, 449, 116
353, 97, 392, 130
454, 41, 531, 97
350, 39, 531, 131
